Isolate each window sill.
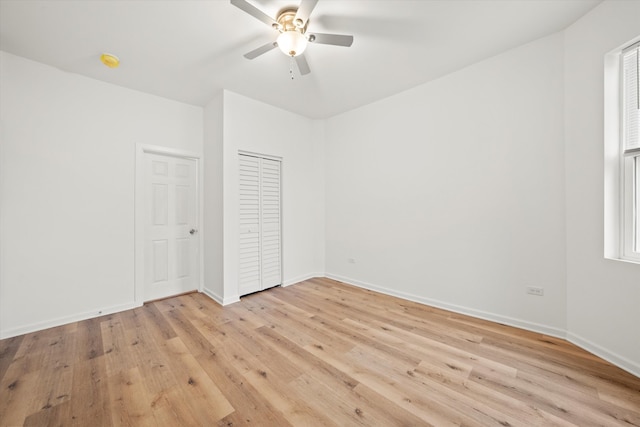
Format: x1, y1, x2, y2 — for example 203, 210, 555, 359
604, 255, 640, 265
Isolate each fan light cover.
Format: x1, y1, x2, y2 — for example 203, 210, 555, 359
277, 31, 307, 57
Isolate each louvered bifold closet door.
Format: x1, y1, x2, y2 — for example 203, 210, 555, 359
238, 154, 282, 296
239, 155, 261, 295
260, 159, 281, 289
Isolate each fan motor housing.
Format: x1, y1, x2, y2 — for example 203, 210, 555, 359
274, 8, 307, 33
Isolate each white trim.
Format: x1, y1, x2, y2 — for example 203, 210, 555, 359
622, 40, 640, 54
604, 46, 623, 259
134, 144, 204, 305
222, 295, 240, 305
202, 284, 240, 306
567, 332, 640, 379
0, 301, 139, 340
622, 153, 640, 261
280, 158, 285, 294
0, 117, 4, 338
238, 149, 283, 162
283, 272, 325, 287
222, 294, 241, 305
140, 144, 202, 159
325, 272, 566, 339
201, 287, 224, 305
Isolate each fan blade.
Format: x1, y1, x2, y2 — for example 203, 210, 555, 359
295, 54, 311, 75
294, 0, 318, 28
244, 41, 277, 59
308, 32, 353, 47
230, 0, 277, 27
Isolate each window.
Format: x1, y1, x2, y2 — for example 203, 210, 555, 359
621, 41, 640, 261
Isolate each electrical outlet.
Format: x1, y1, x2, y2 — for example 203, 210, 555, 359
526, 286, 544, 296
348, 258, 356, 264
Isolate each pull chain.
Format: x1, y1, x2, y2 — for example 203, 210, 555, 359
289, 56, 295, 80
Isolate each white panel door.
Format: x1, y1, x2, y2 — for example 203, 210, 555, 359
144, 153, 198, 301
238, 154, 281, 296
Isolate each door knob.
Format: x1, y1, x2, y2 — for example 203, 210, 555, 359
189, 228, 197, 235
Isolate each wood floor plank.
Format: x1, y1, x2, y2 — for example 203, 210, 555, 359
7, 326, 69, 378
264, 323, 429, 426
0, 335, 24, 384
469, 364, 639, 426
247, 290, 315, 319
101, 315, 138, 377
413, 361, 577, 426
156, 337, 234, 424
138, 303, 177, 342
74, 317, 104, 362
68, 356, 111, 427
0, 369, 40, 426
1, 278, 639, 426
210, 322, 338, 425
23, 399, 72, 427
252, 297, 356, 354
220, 321, 306, 383
289, 372, 408, 427
306, 343, 462, 426
242, 366, 340, 427
306, 314, 424, 367
117, 317, 178, 399
23, 358, 74, 419
598, 386, 640, 413
256, 325, 359, 390
106, 367, 155, 427
195, 350, 294, 427
161, 305, 217, 358
147, 387, 201, 426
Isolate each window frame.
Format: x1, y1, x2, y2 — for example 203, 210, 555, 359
620, 41, 640, 262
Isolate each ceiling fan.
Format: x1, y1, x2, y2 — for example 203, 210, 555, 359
230, 0, 354, 76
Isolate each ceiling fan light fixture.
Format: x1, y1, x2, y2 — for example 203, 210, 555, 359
277, 30, 307, 57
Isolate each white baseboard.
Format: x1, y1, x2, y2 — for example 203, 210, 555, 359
0, 301, 139, 340
567, 332, 640, 378
283, 272, 325, 287
200, 273, 322, 306
222, 294, 240, 305
201, 283, 240, 305
201, 287, 224, 305
325, 273, 566, 338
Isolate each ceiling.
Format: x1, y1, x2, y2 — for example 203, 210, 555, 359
0, 0, 601, 119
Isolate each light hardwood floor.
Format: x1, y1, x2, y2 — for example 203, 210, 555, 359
1, 278, 639, 426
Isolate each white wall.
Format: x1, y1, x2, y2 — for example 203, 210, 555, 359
0, 52, 203, 338
202, 92, 225, 303
221, 91, 324, 303
325, 33, 567, 335
564, 0, 640, 376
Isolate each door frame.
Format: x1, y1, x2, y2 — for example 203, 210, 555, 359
134, 144, 204, 305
